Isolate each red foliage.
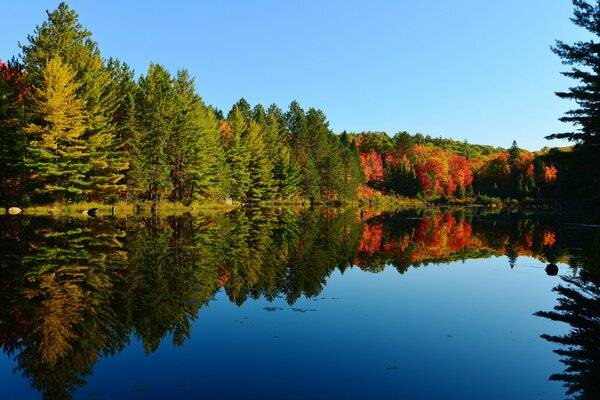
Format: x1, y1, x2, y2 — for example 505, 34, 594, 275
358, 223, 383, 255
543, 165, 558, 183
414, 145, 473, 196
0, 59, 27, 105
543, 230, 556, 247
360, 151, 384, 185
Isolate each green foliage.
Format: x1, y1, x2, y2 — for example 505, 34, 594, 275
20, 2, 126, 201
544, 1, 600, 209
130, 64, 175, 204
24, 57, 90, 202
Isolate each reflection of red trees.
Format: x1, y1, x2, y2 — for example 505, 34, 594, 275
217, 264, 231, 287
543, 230, 556, 247
356, 213, 479, 265
411, 214, 474, 261
359, 223, 383, 255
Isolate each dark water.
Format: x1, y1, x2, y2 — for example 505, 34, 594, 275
0, 208, 598, 399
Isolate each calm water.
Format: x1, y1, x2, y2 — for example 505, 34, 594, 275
0, 208, 598, 399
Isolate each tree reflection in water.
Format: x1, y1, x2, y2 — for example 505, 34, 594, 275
535, 231, 600, 400
0, 208, 595, 399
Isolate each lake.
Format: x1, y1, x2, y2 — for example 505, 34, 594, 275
0, 208, 598, 399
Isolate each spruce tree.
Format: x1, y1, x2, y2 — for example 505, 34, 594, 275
24, 57, 89, 202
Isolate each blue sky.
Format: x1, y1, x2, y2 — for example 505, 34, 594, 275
1, 0, 586, 150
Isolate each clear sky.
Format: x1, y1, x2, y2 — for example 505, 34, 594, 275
1, 0, 586, 150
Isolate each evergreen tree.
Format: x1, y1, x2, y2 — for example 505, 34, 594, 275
20, 2, 126, 201
338, 132, 365, 200
188, 106, 227, 201
131, 64, 175, 205
225, 105, 251, 200
244, 120, 275, 203
547, 0, 600, 147
107, 58, 136, 202
24, 57, 89, 201
306, 108, 342, 201
263, 113, 300, 199
286, 101, 321, 201
172, 70, 226, 201
547, 0, 600, 207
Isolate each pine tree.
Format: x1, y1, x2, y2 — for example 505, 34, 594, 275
172, 70, 225, 202
286, 101, 321, 201
131, 64, 175, 205
338, 132, 365, 200
24, 57, 90, 201
546, 0, 600, 207
263, 113, 300, 199
107, 58, 136, 202
306, 108, 341, 201
244, 120, 275, 203
547, 0, 600, 147
225, 106, 251, 200
20, 2, 126, 201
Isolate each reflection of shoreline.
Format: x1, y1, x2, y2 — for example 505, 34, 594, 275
0, 209, 595, 398
355, 211, 565, 271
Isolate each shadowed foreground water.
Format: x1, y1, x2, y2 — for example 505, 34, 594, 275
0, 208, 598, 399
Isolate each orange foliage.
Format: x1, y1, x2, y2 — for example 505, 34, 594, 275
217, 264, 231, 287
358, 223, 383, 255
357, 184, 380, 200
543, 165, 558, 183
360, 151, 384, 185
219, 120, 233, 147
414, 145, 473, 196
543, 230, 556, 247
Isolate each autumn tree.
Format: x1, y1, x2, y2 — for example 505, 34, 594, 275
0, 58, 26, 206
20, 2, 127, 200
24, 57, 90, 202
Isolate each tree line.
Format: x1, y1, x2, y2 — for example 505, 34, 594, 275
2, 1, 599, 209
0, 3, 364, 208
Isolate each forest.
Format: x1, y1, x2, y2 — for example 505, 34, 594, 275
0, 2, 598, 211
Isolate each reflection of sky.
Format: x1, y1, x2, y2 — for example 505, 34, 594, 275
0, 256, 565, 399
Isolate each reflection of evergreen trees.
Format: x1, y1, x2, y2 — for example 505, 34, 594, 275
0, 210, 597, 399
535, 235, 600, 400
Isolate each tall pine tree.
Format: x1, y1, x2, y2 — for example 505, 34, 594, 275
24, 57, 89, 202
20, 2, 126, 201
